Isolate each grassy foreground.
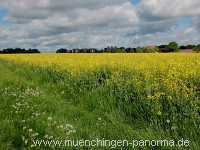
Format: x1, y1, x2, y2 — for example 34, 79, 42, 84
0, 54, 200, 150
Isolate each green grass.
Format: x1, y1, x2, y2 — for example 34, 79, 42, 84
0, 59, 199, 150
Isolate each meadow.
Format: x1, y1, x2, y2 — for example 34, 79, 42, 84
0, 54, 200, 150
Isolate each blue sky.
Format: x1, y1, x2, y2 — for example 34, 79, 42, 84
0, 8, 7, 25
0, 0, 199, 50
177, 17, 192, 29
131, 0, 140, 5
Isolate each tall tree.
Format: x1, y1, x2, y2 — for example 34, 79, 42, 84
167, 42, 179, 52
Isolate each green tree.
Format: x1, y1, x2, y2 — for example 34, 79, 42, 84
56, 48, 67, 53
167, 42, 179, 52
193, 44, 200, 53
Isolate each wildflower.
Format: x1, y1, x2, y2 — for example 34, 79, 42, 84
66, 124, 73, 127
47, 117, 53, 121
49, 136, 53, 139
166, 120, 170, 123
171, 126, 177, 130
71, 129, 76, 133
31, 144, 36, 148
35, 113, 40, 117
61, 91, 65, 94
12, 105, 16, 109
157, 111, 162, 116
33, 133, 39, 137
24, 140, 28, 145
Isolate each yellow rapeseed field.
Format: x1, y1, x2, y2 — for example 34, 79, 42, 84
1, 54, 200, 97
0, 53, 200, 73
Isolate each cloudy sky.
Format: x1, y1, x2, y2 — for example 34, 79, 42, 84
0, 0, 200, 50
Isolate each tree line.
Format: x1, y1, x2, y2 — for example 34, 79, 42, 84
56, 46, 161, 53
0, 42, 200, 54
0, 48, 40, 54
56, 42, 200, 53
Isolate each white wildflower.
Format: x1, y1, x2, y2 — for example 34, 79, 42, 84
47, 117, 53, 121
28, 129, 33, 133
166, 120, 170, 123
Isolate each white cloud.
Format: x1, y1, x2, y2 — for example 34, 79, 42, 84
1, 0, 128, 22
0, 0, 140, 49
0, 0, 200, 50
139, 0, 200, 19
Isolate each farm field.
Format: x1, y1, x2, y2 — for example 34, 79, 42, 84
0, 54, 200, 149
